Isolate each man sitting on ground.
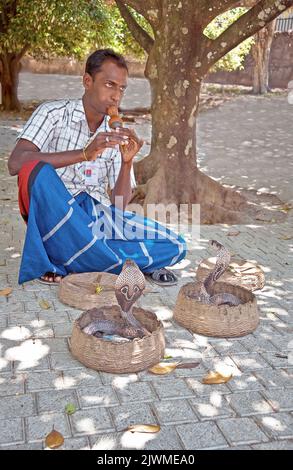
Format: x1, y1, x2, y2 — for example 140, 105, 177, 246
8, 49, 186, 286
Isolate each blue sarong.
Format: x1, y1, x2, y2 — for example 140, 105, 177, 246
18, 162, 186, 284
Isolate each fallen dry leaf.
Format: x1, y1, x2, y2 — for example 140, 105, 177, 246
0, 287, 13, 297
227, 230, 240, 237
39, 299, 51, 310
148, 362, 180, 375
176, 362, 200, 369
45, 429, 64, 449
202, 371, 233, 385
279, 235, 293, 240
127, 424, 160, 434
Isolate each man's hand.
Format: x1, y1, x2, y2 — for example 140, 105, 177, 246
84, 132, 130, 161
115, 128, 144, 164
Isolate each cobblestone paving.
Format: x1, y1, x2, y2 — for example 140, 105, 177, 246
0, 74, 292, 450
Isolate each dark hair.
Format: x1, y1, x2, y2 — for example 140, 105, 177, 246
85, 49, 128, 77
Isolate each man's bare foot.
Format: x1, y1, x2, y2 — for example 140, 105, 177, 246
39, 272, 63, 284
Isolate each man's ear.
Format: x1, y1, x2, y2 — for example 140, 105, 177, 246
83, 73, 93, 90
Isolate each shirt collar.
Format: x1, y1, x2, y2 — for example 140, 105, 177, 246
71, 99, 85, 123
72, 98, 110, 131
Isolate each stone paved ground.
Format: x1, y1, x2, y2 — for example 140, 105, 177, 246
0, 73, 292, 450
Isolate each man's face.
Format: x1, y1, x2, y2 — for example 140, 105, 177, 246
83, 59, 128, 115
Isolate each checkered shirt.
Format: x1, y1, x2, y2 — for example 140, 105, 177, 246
17, 98, 136, 205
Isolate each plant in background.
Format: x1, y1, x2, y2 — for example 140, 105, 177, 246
205, 8, 254, 72
0, 0, 110, 110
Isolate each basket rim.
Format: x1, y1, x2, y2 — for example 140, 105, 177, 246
72, 306, 164, 348
180, 281, 256, 309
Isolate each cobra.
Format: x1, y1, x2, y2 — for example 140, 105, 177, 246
83, 259, 150, 339
198, 240, 243, 307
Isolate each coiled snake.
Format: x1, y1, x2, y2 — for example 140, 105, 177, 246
82, 259, 150, 340
198, 240, 243, 307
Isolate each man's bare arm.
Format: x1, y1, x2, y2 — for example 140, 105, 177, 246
8, 139, 85, 176
8, 132, 130, 176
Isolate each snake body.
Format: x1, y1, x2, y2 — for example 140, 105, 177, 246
83, 319, 144, 339
83, 259, 150, 340
199, 240, 242, 307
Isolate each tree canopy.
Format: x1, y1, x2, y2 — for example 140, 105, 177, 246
0, 0, 110, 60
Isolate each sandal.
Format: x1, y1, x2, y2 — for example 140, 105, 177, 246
146, 268, 178, 286
37, 272, 63, 286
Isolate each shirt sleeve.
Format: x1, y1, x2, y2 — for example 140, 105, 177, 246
17, 103, 55, 150
108, 150, 137, 190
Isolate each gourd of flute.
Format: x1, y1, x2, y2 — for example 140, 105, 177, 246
107, 105, 123, 129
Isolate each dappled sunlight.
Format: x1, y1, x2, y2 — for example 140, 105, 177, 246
1, 326, 31, 341
261, 416, 285, 432
197, 401, 223, 418
210, 356, 241, 377
0, 357, 9, 371
74, 417, 97, 434
171, 338, 198, 349
258, 285, 288, 301
112, 374, 138, 390
231, 374, 261, 390
81, 393, 113, 407
175, 258, 192, 270
181, 349, 202, 360
5, 339, 49, 370
153, 306, 173, 321
120, 430, 155, 449
196, 392, 223, 418
253, 400, 274, 414
53, 371, 101, 390
259, 265, 272, 274
192, 334, 211, 348
54, 375, 76, 389
92, 435, 117, 450
181, 269, 196, 279
164, 347, 187, 359
31, 319, 47, 328
210, 391, 224, 407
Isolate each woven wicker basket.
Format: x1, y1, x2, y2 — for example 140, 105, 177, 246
174, 281, 259, 338
58, 272, 117, 310
196, 257, 265, 292
69, 306, 165, 373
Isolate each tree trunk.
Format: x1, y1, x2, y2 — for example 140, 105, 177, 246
0, 52, 22, 111
134, 29, 246, 223
251, 20, 276, 94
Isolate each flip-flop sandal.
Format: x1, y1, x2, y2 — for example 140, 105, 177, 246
36, 273, 63, 286
146, 268, 178, 286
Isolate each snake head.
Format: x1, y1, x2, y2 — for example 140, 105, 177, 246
209, 240, 223, 250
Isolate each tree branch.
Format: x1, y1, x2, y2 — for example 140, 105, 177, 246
115, 0, 154, 53
118, 0, 160, 26
200, 0, 246, 27
207, 0, 293, 66
16, 44, 30, 61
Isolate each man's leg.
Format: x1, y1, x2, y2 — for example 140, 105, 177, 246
17, 161, 186, 284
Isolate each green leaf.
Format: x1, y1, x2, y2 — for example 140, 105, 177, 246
65, 403, 77, 415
